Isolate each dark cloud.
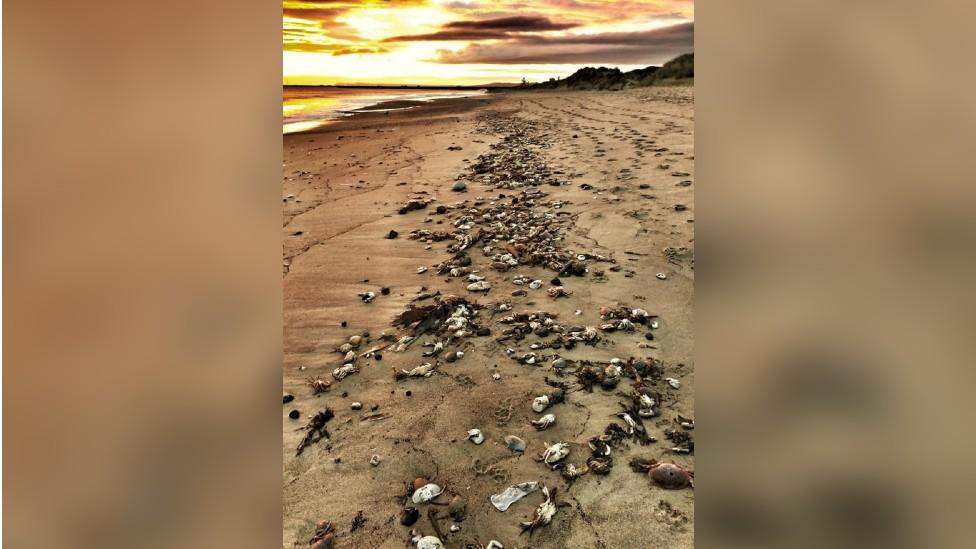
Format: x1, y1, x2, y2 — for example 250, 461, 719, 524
433, 21, 693, 64
445, 15, 578, 31
384, 15, 578, 42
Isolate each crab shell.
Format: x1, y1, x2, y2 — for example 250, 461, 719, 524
649, 463, 694, 489
587, 456, 613, 475
541, 442, 570, 465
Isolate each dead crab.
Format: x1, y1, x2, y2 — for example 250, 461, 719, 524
305, 376, 332, 394
332, 363, 359, 380
519, 485, 560, 536
629, 458, 694, 489
394, 362, 436, 381
309, 519, 335, 549
530, 413, 556, 431
535, 441, 570, 468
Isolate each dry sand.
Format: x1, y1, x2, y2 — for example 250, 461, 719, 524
283, 87, 694, 548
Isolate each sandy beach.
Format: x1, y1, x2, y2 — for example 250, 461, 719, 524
283, 87, 694, 548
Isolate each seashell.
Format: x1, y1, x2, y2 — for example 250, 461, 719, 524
505, 435, 527, 453
351, 401, 363, 410
412, 483, 444, 504
531, 413, 556, 430
650, 319, 660, 329
529, 280, 543, 289
656, 272, 667, 280
486, 541, 504, 549
466, 429, 485, 444
400, 507, 420, 526
449, 524, 460, 533
417, 266, 429, 274
492, 372, 501, 380
532, 395, 551, 413
638, 394, 657, 417
666, 377, 681, 389
369, 454, 381, 466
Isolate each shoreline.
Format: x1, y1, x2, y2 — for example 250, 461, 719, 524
283, 86, 694, 548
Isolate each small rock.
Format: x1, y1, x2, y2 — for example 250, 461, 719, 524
656, 273, 667, 280
452, 180, 467, 192
369, 454, 381, 466
351, 402, 363, 410
387, 230, 399, 239
400, 507, 420, 526
505, 435, 527, 453
283, 393, 294, 404
288, 409, 300, 419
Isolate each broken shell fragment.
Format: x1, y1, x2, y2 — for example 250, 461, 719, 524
358, 291, 376, 303
417, 266, 429, 274
656, 272, 667, 280
466, 429, 485, 444
489, 481, 540, 511
369, 454, 381, 466
666, 377, 681, 389
505, 435, 527, 453
412, 483, 444, 504
528, 279, 543, 289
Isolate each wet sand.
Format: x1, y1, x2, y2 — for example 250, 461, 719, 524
283, 87, 694, 548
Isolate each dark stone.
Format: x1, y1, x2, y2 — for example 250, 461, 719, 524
381, 287, 391, 295
387, 230, 399, 239
405, 390, 412, 397
550, 277, 562, 286
645, 332, 654, 341
374, 352, 383, 361
436, 205, 447, 214
283, 393, 294, 404
341, 321, 347, 328
288, 409, 300, 419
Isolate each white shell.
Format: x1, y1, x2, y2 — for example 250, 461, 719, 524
492, 373, 502, 380
529, 280, 543, 289
413, 535, 444, 549
417, 266, 429, 274
666, 377, 681, 389
412, 483, 444, 504
532, 395, 551, 413
532, 414, 556, 430
467, 429, 485, 444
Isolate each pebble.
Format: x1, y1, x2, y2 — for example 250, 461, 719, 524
351, 402, 363, 410
283, 393, 294, 404
452, 180, 467, 191
387, 230, 399, 239
369, 454, 381, 466
656, 272, 667, 280
288, 409, 300, 419
505, 435, 527, 453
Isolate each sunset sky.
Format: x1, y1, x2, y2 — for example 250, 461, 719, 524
283, 0, 694, 86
